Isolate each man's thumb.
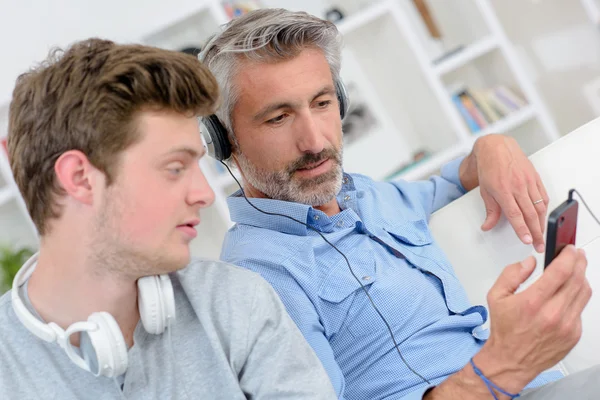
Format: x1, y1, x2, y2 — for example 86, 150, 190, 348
489, 256, 537, 300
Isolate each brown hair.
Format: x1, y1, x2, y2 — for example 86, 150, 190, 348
8, 38, 219, 235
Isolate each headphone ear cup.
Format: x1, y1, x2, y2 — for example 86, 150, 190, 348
138, 275, 175, 335
138, 276, 164, 335
201, 115, 232, 161
86, 312, 128, 378
335, 79, 350, 120
158, 274, 176, 328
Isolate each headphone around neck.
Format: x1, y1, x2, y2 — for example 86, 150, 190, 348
200, 78, 350, 161
11, 253, 176, 378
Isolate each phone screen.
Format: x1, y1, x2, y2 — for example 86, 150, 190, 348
544, 199, 578, 268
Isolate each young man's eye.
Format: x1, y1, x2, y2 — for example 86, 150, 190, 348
317, 100, 332, 108
167, 164, 185, 176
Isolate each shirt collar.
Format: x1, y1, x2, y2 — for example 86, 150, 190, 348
227, 173, 358, 236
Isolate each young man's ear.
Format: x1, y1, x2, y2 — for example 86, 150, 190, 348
54, 150, 101, 205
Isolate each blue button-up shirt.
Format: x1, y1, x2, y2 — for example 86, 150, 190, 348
220, 157, 562, 399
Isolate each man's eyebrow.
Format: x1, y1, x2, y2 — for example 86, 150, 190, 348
252, 85, 337, 122
162, 147, 204, 159
312, 85, 336, 100
253, 101, 297, 122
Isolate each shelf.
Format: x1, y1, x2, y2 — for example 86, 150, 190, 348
335, 0, 391, 36
433, 36, 499, 76
387, 143, 467, 182
470, 105, 536, 142
0, 186, 14, 207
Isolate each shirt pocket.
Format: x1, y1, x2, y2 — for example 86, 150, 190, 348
383, 219, 433, 248
384, 218, 459, 277
317, 250, 379, 338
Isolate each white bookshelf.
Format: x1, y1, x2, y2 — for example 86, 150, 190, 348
335, 0, 390, 36
433, 36, 498, 77
470, 104, 536, 143
0, 0, 562, 259
396, 143, 465, 182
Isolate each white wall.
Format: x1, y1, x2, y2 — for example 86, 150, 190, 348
0, 0, 228, 107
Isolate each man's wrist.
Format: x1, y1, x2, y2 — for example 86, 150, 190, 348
471, 344, 532, 396
424, 343, 533, 400
423, 365, 499, 400
458, 151, 479, 191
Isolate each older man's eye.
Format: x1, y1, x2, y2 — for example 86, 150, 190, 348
267, 114, 287, 124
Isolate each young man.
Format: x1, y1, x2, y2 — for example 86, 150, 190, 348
0, 38, 337, 399
200, 9, 596, 400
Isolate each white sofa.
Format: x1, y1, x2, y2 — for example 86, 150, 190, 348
429, 116, 600, 375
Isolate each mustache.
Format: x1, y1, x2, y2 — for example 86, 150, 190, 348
288, 148, 340, 173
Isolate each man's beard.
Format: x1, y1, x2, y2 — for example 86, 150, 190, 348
236, 146, 344, 206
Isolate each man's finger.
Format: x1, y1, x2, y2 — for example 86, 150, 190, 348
544, 248, 587, 320
564, 249, 590, 317
536, 175, 550, 235
526, 183, 547, 253
488, 256, 537, 302
481, 188, 502, 231
526, 245, 578, 303
497, 194, 532, 245
513, 189, 544, 250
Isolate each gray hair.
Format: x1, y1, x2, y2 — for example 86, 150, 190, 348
199, 8, 343, 148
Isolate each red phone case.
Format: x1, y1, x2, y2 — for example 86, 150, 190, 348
544, 199, 578, 268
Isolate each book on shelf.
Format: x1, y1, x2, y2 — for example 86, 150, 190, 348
449, 83, 528, 134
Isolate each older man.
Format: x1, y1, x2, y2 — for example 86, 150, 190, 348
200, 8, 594, 400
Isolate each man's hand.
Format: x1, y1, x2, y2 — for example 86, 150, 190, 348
426, 246, 591, 399
459, 134, 549, 253
475, 245, 590, 393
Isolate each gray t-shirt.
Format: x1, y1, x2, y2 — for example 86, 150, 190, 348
0, 258, 337, 399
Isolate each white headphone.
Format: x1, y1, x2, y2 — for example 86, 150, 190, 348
11, 253, 176, 378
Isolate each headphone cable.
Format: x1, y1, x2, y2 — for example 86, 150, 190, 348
219, 160, 431, 385
569, 189, 600, 226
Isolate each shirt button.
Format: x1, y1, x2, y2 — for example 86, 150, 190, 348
343, 177, 349, 184
344, 195, 351, 201
336, 221, 344, 228
313, 215, 320, 221
362, 276, 371, 281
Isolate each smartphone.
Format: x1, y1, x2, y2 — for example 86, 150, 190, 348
544, 198, 579, 268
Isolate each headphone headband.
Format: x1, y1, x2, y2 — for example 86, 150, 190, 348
11, 255, 57, 342
11, 253, 175, 378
